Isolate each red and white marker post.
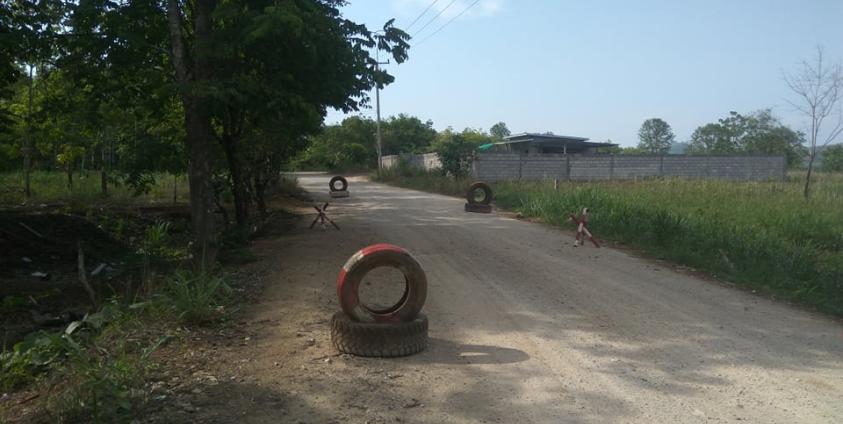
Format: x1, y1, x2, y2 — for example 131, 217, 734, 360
569, 207, 601, 248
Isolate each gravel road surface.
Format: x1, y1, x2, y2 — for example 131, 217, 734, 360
177, 174, 842, 424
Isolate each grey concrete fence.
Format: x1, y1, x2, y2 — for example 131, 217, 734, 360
381, 153, 786, 182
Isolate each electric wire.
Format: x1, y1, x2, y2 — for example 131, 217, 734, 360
404, 0, 440, 31
413, 0, 481, 47
411, 0, 458, 38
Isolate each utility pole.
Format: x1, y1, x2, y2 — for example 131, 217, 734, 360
24, 65, 34, 199
375, 48, 389, 170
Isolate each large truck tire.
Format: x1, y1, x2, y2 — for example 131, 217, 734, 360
466, 182, 493, 205
330, 312, 428, 357
337, 244, 427, 323
464, 203, 492, 213
329, 176, 348, 192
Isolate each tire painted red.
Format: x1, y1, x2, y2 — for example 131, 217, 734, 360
337, 244, 427, 323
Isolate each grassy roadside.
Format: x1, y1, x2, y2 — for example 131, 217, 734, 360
1, 172, 301, 422
373, 169, 843, 317
0, 171, 189, 206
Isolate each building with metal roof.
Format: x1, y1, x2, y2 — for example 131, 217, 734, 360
492, 133, 617, 154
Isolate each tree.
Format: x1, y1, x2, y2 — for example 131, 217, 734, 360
164, 0, 410, 259
382, 114, 436, 155
687, 110, 806, 166
822, 144, 843, 173
784, 46, 843, 198
432, 128, 488, 177
637, 118, 675, 154
295, 116, 377, 170
5, 1, 411, 268
489, 121, 510, 139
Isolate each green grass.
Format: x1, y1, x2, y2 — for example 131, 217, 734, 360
376, 169, 843, 316
0, 171, 190, 206
372, 167, 471, 197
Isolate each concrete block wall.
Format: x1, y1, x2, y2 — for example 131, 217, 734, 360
471, 153, 521, 180
520, 154, 567, 180
613, 156, 662, 179
380, 155, 400, 169
569, 156, 612, 180
384, 152, 786, 182
380, 153, 441, 171
473, 153, 785, 182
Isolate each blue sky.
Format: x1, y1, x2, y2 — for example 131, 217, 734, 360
326, 0, 843, 147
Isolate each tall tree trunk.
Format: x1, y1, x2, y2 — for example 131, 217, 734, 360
173, 174, 178, 204
24, 66, 34, 199
167, 0, 219, 268
101, 169, 108, 196
221, 137, 249, 226
66, 165, 73, 190
803, 155, 815, 199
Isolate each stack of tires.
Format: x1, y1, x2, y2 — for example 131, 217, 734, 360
464, 181, 493, 213
331, 244, 429, 357
329, 176, 349, 198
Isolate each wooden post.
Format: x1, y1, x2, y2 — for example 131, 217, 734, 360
517, 154, 523, 181
554, 178, 558, 191
609, 154, 615, 180
77, 241, 98, 308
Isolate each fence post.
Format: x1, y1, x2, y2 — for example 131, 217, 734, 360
609, 154, 615, 180
518, 154, 523, 180
781, 155, 787, 181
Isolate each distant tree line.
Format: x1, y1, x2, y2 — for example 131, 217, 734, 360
296, 115, 501, 175
622, 112, 807, 168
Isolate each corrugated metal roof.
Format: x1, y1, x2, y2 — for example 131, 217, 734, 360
497, 133, 617, 148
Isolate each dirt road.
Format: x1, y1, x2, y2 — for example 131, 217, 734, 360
154, 174, 843, 423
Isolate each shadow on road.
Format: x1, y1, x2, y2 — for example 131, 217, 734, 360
406, 338, 530, 365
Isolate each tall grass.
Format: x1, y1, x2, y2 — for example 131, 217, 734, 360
0, 171, 189, 206
376, 169, 843, 316
371, 167, 470, 197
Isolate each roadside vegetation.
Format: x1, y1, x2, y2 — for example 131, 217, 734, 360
0, 171, 190, 206
0, 172, 302, 421
375, 168, 843, 316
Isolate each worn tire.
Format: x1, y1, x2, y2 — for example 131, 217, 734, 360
329, 176, 348, 192
337, 244, 427, 323
464, 202, 492, 213
466, 182, 493, 205
329, 190, 349, 198
330, 312, 428, 357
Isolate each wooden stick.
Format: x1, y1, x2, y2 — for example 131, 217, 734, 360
77, 241, 98, 308
18, 222, 44, 238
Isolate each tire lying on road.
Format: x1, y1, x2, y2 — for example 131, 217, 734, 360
464, 202, 492, 213
329, 176, 348, 192
466, 181, 493, 205
330, 312, 428, 357
337, 244, 427, 323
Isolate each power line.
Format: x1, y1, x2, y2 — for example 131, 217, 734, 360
413, 0, 481, 47
404, 0, 440, 31
411, 0, 458, 38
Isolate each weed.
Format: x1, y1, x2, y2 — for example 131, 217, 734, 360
161, 270, 231, 324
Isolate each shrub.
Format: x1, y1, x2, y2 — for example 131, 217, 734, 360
161, 270, 231, 323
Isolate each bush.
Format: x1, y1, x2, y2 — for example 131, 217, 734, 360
161, 270, 231, 324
